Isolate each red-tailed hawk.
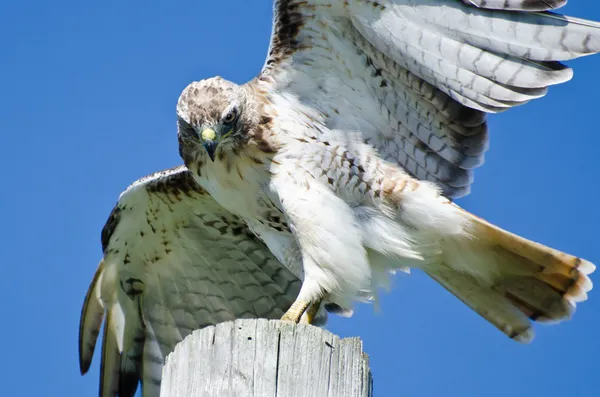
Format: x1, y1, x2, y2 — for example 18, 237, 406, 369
80, 1, 598, 396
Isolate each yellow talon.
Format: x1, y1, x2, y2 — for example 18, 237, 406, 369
300, 298, 322, 325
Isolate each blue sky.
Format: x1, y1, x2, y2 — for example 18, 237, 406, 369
1, 1, 599, 396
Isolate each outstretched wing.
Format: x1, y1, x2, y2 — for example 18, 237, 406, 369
258, 0, 600, 198
78, 166, 306, 397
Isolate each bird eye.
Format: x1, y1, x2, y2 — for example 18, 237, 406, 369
222, 110, 237, 124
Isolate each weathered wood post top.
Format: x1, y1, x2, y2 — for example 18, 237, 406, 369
160, 319, 373, 397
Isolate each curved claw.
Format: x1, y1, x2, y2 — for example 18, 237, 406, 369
299, 299, 323, 324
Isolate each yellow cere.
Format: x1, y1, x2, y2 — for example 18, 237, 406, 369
201, 128, 216, 141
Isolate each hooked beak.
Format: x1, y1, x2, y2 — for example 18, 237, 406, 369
201, 128, 218, 162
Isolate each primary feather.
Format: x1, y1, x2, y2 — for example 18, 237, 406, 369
462, 0, 567, 11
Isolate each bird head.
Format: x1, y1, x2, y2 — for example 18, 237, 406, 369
176, 77, 248, 162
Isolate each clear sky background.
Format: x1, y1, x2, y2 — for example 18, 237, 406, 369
1, 1, 599, 396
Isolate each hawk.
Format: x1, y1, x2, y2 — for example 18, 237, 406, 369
80, 1, 599, 396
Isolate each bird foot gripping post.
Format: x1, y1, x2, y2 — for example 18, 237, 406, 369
160, 319, 373, 397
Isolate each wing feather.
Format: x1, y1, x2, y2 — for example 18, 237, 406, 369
461, 0, 567, 11
99, 307, 120, 397
259, 0, 600, 197
79, 259, 106, 375
79, 166, 304, 396
118, 294, 144, 397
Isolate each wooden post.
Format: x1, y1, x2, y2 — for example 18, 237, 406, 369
160, 319, 373, 397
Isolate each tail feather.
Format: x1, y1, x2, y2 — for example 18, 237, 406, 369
425, 266, 535, 342
470, 211, 595, 280
428, 203, 594, 341
496, 276, 574, 323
